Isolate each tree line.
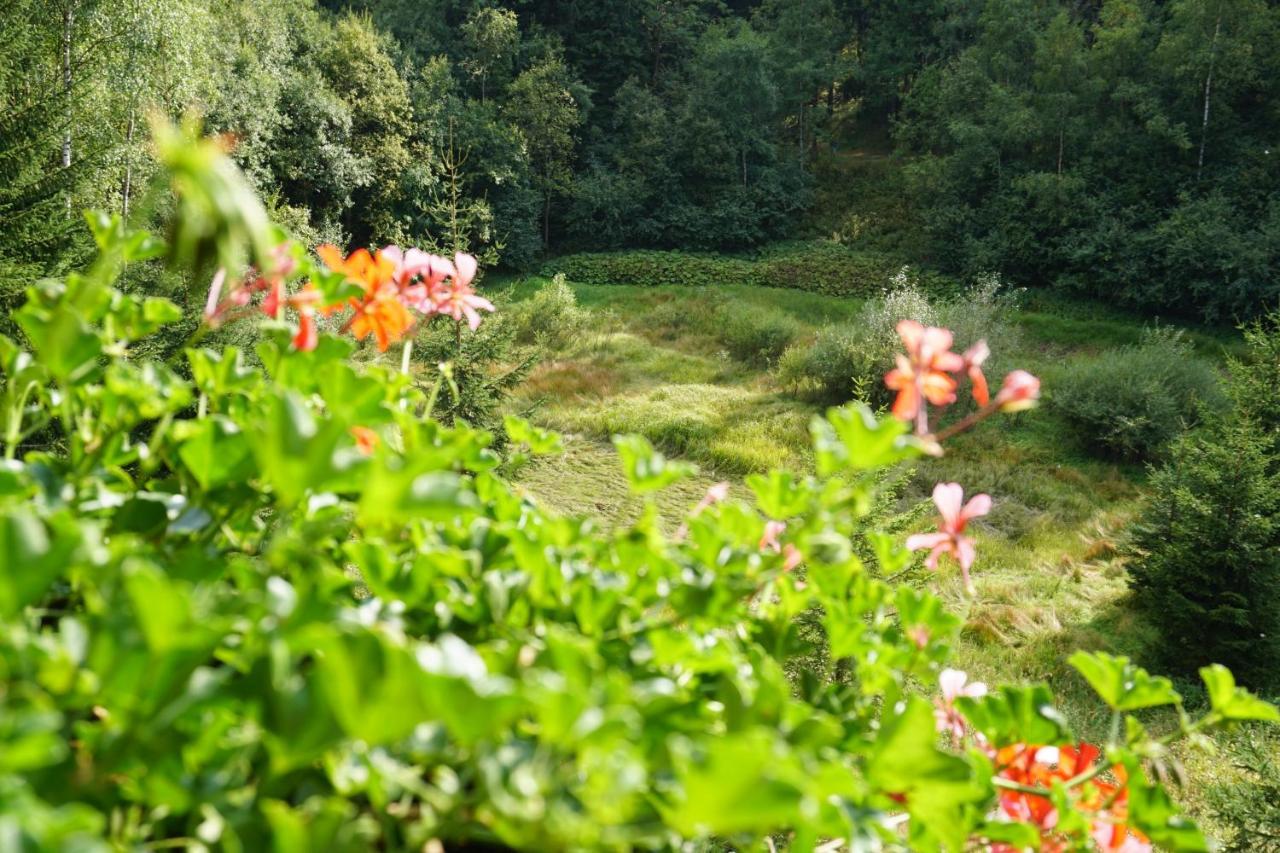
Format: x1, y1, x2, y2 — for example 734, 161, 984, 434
2, 0, 1278, 317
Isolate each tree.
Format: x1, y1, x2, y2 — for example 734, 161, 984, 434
504, 56, 582, 249
460, 6, 518, 102
1127, 323, 1280, 688
315, 13, 415, 246
756, 0, 845, 162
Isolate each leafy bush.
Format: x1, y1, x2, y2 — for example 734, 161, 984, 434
0, 123, 1268, 852
778, 321, 881, 403
1052, 328, 1223, 461
778, 270, 1016, 406
716, 302, 802, 365
541, 242, 958, 298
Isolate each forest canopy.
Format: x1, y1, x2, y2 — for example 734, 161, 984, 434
3, 0, 1278, 316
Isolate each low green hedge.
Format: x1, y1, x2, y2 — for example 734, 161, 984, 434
541, 250, 756, 289
541, 242, 956, 298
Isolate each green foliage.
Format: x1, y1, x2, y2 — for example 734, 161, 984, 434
778, 321, 885, 404
1205, 728, 1280, 852
541, 243, 945, 297
1125, 328, 1280, 687
893, 0, 1280, 319
778, 272, 1006, 406
503, 273, 589, 352
1051, 328, 1223, 461
410, 312, 534, 438
715, 302, 802, 365
1, 134, 1256, 850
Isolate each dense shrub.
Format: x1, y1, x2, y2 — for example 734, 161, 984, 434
716, 302, 802, 365
1205, 729, 1280, 852
1126, 321, 1280, 688
778, 272, 1011, 407
504, 273, 589, 351
540, 242, 957, 298
1051, 329, 1223, 461
1126, 415, 1280, 687
541, 249, 755, 288
778, 274, 937, 404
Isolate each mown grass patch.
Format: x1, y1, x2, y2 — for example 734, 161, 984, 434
512, 435, 738, 528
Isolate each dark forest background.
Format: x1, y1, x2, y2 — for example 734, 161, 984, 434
3, 0, 1278, 317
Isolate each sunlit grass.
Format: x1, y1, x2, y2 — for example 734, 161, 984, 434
502, 274, 1247, 830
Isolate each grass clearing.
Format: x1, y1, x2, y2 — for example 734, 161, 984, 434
501, 272, 1246, 832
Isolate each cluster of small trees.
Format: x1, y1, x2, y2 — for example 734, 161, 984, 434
5, 1, 1279, 315
892, 0, 1280, 319
1, 0, 850, 278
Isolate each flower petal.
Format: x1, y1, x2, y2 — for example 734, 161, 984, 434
932, 482, 965, 528
960, 493, 992, 523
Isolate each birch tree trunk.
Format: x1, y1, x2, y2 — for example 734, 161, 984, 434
1198, 11, 1222, 181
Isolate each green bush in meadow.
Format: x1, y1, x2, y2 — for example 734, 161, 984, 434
1052, 328, 1223, 461
716, 302, 803, 365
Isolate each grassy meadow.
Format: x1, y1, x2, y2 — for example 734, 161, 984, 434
496, 271, 1256, 831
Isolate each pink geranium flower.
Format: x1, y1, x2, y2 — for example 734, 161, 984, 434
383, 246, 457, 315
934, 667, 987, 740
693, 481, 731, 516
781, 543, 802, 572
437, 252, 494, 330
995, 370, 1040, 412
759, 519, 786, 552
906, 482, 991, 593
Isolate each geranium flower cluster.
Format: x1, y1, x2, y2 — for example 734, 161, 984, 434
933, 671, 1152, 853
887, 320, 1040, 593
204, 243, 493, 353
885, 320, 1040, 438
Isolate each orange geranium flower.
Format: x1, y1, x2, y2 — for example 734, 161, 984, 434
317, 244, 415, 352
992, 743, 1151, 853
350, 426, 380, 455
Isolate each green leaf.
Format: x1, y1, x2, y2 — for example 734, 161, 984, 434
358, 467, 477, 527
811, 403, 921, 477
188, 346, 260, 399
122, 561, 194, 651
178, 416, 256, 490
0, 510, 77, 616
663, 729, 806, 836
504, 415, 563, 455
866, 696, 987, 851
1126, 766, 1209, 851
310, 631, 437, 745
15, 303, 102, 382
1068, 651, 1181, 711
1200, 664, 1280, 722
613, 434, 695, 495
745, 470, 811, 519
956, 684, 1073, 748
111, 493, 172, 536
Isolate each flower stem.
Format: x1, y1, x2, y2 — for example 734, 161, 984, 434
400, 339, 414, 375
932, 400, 1001, 443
